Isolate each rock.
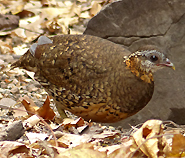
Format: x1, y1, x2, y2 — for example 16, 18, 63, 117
34, 94, 42, 99
27, 84, 39, 92
0, 98, 16, 107
0, 93, 3, 99
0, 55, 14, 62
12, 79, 19, 84
0, 82, 7, 89
84, 0, 185, 127
0, 121, 24, 141
1, 73, 8, 80
84, 0, 185, 39
7, 83, 15, 89
10, 87, 19, 94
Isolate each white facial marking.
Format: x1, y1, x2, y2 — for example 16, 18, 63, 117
38, 36, 53, 45
29, 36, 53, 56
30, 43, 38, 56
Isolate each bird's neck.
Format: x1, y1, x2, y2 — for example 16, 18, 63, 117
125, 56, 153, 83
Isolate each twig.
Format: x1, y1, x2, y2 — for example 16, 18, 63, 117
18, 26, 43, 35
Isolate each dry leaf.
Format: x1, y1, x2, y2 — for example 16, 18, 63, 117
56, 143, 107, 158
13, 44, 29, 55
61, 118, 79, 129
48, 139, 69, 148
21, 96, 39, 115
93, 130, 120, 139
90, 1, 102, 16
36, 96, 55, 120
10, 2, 25, 15
0, 40, 14, 54
133, 119, 169, 158
70, 117, 85, 127
23, 114, 41, 130
0, 141, 29, 157
12, 105, 28, 118
108, 139, 142, 158
58, 133, 92, 148
26, 132, 48, 144
167, 134, 185, 157
20, 95, 55, 120
16, 9, 35, 19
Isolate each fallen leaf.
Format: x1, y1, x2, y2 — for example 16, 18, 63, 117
26, 132, 48, 144
70, 117, 85, 127
133, 119, 169, 158
108, 139, 141, 158
21, 96, 38, 115
56, 143, 107, 158
90, 1, 102, 16
93, 130, 120, 139
23, 114, 41, 130
36, 96, 55, 120
49, 139, 69, 148
167, 134, 185, 157
58, 133, 92, 148
16, 9, 35, 19
0, 141, 29, 157
13, 105, 28, 118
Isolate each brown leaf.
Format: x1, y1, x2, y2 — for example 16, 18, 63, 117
49, 140, 69, 148
167, 134, 185, 157
36, 96, 55, 120
70, 117, 85, 127
56, 143, 107, 158
133, 119, 169, 158
90, 1, 102, 16
21, 96, 38, 115
16, 10, 35, 19
93, 130, 120, 139
0, 141, 29, 157
41, 0, 49, 7
108, 139, 141, 158
58, 133, 92, 148
61, 118, 78, 129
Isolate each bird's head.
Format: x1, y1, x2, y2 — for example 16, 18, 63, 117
125, 45, 175, 83
127, 45, 175, 73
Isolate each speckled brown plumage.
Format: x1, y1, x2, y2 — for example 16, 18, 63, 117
11, 35, 175, 123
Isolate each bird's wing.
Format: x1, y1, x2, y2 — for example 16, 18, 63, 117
36, 35, 131, 87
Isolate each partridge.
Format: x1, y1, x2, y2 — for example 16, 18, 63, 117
11, 35, 175, 123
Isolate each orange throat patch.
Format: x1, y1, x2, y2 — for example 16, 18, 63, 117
125, 58, 153, 83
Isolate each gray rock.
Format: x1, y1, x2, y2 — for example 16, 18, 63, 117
0, 98, 16, 107
84, 0, 185, 127
0, 121, 24, 141
27, 84, 39, 92
1, 74, 8, 80
10, 87, 19, 94
0, 82, 7, 89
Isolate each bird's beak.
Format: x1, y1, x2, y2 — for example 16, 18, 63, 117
161, 58, 175, 70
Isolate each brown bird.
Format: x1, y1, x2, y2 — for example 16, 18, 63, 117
11, 35, 175, 123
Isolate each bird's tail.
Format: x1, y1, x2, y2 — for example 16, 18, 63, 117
11, 49, 37, 72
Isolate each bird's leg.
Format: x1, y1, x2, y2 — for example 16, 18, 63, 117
55, 103, 67, 119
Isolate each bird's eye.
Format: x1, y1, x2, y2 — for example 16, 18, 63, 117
150, 55, 158, 62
